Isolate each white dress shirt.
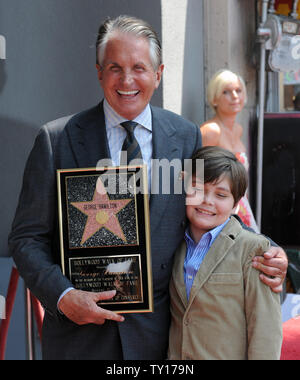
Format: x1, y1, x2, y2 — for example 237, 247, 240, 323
103, 99, 153, 189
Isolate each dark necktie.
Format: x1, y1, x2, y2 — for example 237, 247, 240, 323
121, 121, 143, 165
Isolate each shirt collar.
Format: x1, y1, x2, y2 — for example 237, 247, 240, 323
185, 218, 230, 248
103, 99, 152, 132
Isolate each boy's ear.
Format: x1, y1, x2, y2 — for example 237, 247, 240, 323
179, 171, 186, 180
232, 199, 241, 213
180, 171, 194, 180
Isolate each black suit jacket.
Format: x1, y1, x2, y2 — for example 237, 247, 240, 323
9, 102, 202, 359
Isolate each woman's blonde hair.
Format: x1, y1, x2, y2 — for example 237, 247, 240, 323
207, 69, 247, 110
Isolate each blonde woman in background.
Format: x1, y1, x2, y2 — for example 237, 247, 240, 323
200, 69, 259, 232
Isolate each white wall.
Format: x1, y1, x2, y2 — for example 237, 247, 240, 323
161, 0, 188, 115
162, 0, 205, 125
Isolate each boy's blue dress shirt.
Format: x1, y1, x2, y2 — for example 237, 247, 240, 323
184, 218, 230, 300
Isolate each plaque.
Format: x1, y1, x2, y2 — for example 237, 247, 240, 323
57, 165, 153, 313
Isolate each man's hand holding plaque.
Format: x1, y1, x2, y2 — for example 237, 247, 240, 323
58, 289, 125, 325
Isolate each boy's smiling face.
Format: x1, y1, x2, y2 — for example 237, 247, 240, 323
186, 175, 237, 243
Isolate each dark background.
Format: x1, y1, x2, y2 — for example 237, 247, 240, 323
261, 114, 300, 249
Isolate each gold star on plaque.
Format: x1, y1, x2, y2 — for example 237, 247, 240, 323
71, 178, 132, 245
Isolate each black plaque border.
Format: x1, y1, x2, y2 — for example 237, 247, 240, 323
57, 165, 153, 314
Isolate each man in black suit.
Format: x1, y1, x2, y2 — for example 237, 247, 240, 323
9, 15, 287, 360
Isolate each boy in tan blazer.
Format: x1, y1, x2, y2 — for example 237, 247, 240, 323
168, 147, 282, 360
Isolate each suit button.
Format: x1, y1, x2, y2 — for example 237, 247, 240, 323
161, 263, 167, 270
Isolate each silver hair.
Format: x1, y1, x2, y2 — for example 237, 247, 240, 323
96, 15, 162, 70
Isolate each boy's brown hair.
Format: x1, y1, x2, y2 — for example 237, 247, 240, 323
189, 146, 248, 206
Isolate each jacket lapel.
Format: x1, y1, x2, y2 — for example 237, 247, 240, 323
187, 217, 242, 307
66, 102, 110, 168
172, 240, 189, 308
150, 107, 182, 231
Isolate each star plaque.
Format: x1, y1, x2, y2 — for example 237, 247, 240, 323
57, 165, 153, 313
70, 177, 133, 246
